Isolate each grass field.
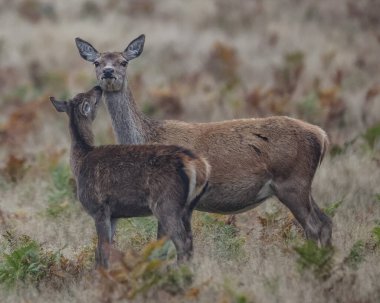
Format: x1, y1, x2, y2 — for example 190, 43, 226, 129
1, 0, 380, 302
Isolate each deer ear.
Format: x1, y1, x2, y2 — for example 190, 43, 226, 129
81, 101, 91, 116
50, 97, 68, 113
75, 37, 99, 62
123, 34, 145, 61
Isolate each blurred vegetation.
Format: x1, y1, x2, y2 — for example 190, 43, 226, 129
222, 279, 249, 303
197, 214, 246, 261
46, 164, 76, 218
323, 199, 344, 217
345, 240, 365, 270
0, 231, 62, 288
0, 155, 29, 183
294, 241, 334, 280
373, 225, 380, 246
117, 217, 157, 251
362, 123, 380, 150
0, 0, 380, 302
98, 239, 193, 300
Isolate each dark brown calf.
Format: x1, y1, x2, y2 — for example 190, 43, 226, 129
50, 86, 210, 268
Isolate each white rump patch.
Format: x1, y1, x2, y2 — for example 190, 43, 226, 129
185, 163, 197, 203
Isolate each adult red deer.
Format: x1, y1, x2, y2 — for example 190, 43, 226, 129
75, 35, 332, 246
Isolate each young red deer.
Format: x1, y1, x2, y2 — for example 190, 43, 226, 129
75, 36, 332, 246
50, 86, 210, 268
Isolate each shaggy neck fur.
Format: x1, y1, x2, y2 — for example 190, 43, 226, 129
68, 105, 94, 177
103, 82, 156, 144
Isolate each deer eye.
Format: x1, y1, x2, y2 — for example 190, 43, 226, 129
94, 61, 100, 67
121, 61, 127, 67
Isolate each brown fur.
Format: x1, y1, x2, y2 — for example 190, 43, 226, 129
50, 86, 210, 268
75, 36, 332, 246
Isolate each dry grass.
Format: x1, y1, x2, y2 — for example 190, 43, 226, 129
1, 0, 380, 302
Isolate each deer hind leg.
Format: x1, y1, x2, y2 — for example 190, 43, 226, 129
274, 181, 332, 246
178, 183, 207, 254
156, 209, 194, 257
311, 196, 332, 246
181, 210, 194, 254
94, 206, 112, 269
153, 205, 193, 263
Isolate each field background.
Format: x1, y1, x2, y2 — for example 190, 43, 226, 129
0, 0, 380, 302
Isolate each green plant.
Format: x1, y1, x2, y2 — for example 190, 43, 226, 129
345, 240, 365, 269
160, 263, 193, 294
99, 239, 193, 300
142, 102, 157, 116
46, 164, 75, 217
372, 225, 380, 245
297, 92, 321, 123
222, 279, 250, 303
116, 217, 158, 251
324, 199, 344, 217
329, 136, 359, 158
329, 144, 344, 157
294, 240, 334, 279
0, 232, 61, 288
199, 214, 246, 260
362, 123, 380, 150
274, 51, 304, 96
3, 85, 30, 103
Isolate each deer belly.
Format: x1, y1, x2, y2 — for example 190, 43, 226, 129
109, 199, 152, 218
195, 180, 274, 214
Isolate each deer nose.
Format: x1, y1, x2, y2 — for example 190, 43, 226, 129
103, 67, 114, 77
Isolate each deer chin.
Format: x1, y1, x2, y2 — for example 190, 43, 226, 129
99, 78, 123, 92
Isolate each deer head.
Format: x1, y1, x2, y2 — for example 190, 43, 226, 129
50, 86, 102, 121
75, 35, 145, 92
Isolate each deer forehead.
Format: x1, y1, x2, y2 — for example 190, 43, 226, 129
72, 93, 92, 104
98, 52, 125, 65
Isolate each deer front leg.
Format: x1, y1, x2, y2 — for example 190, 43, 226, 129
157, 221, 166, 240
94, 207, 112, 269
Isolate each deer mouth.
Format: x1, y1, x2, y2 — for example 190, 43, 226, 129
99, 77, 123, 91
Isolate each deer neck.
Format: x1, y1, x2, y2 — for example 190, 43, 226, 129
68, 107, 94, 178
103, 83, 151, 145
